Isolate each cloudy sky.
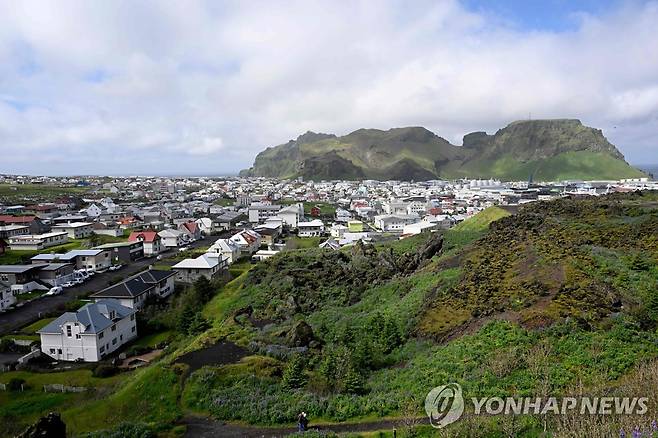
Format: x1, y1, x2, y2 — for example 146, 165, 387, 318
0, 0, 657, 176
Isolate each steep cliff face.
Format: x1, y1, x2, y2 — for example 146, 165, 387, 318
241, 120, 645, 181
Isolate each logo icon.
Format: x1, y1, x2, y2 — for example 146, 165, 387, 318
425, 383, 464, 428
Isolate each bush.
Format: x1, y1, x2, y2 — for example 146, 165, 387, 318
92, 364, 119, 378
81, 422, 155, 438
7, 377, 26, 391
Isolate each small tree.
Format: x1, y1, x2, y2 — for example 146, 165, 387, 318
177, 303, 196, 334
194, 276, 215, 304
282, 354, 307, 390
343, 366, 365, 395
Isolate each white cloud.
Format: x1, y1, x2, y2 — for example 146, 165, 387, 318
0, 0, 657, 175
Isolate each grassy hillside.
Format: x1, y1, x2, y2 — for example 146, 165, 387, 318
441, 151, 647, 180
6, 192, 658, 436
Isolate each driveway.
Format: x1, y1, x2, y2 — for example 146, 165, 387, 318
0, 236, 213, 336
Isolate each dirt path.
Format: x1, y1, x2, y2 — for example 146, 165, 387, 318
182, 416, 424, 437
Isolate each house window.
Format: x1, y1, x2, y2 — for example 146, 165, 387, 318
130, 314, 135, 321
66, 326, 72, 337
49, 348, 56, 354
100, 346, 105, 353
111, 324, 116, 332
76, 334, 81, 339
112, 338, 117, 345
99, 331, 104, 339
131, 326, 136, 333
57, 349, 62, 354
120, 334, 123, 341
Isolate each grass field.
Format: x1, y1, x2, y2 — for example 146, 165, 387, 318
0, 183, 93, 203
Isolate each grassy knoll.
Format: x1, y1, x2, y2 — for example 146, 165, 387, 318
0, 183, 93, 203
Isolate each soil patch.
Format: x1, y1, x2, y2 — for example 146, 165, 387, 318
176, 341, 249, 373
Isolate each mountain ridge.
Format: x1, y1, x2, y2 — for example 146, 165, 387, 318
241, 119, 646, 181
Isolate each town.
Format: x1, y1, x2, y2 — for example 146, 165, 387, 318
0, 173, 654, 366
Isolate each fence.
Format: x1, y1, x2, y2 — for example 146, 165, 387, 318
43, 384, 88, 393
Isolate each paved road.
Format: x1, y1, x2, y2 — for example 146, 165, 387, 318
0, 236, 213, 336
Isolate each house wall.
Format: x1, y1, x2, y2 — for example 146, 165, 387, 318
40, 314, 137, 362
77, 252, 111, 271
0, 288, 16, 311
173, 266, 221, 284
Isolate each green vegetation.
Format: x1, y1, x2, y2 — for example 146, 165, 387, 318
20, 317, 56, 333
242, 119, 646, 181
6, 192, 658, 436
0, 183, 92, 203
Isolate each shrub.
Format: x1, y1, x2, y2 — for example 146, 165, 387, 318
92, 364, 119, 378
7, 377, 26, 391
282, 354, 307, 389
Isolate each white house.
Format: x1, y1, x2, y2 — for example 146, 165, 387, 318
330, 224, 348, 239
82, 203, 103, 218
277, 203, 304, 228
230, 230, 262, 254
248, 203, 281, 224
90, 269, 175, 309
406, 201, 427, 216
51, 222, 94, 239
374, 214, 420, 232
31, 250, 112, 272
38, 300, 137, 362
158, 229, 186, 248
208, 238, 240, 264
297, 219, 325, 237
8, 231, 68, 251
172, 253, 228, 284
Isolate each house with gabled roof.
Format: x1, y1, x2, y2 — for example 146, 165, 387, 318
172, 253, 228, 284
38, 300, 137, 362
128, 230, 162, 256
230, 229, 261, 254
178, 221, 201, 241
89, 269, 175, 309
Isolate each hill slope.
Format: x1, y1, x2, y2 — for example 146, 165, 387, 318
241, 119, 646, 181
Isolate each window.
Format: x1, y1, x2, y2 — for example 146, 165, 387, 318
99, 346, 105, 353
131, 326, 136, 333
112, 338, 117, 345
49, 348, 56, 354
66, 325, 72, 337
120, 334, 123, 341
99, 331, 104, 339
130, 314, 135, 321
111, 324, 116, 332
57, 349, 62, 354
75, 334, 81, 339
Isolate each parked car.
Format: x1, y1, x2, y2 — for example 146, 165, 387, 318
61, 281, 76, 288
45, 286, 63, 296
179, 247, 189, 252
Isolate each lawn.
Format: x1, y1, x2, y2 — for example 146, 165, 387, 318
20, 317, 56, 333
0, 183, 93, 203
14, 290, 46, 303
285, 236, 322, 249
130, 330, 174, 348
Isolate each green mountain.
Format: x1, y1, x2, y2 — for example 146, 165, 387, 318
241, 119, 646, 181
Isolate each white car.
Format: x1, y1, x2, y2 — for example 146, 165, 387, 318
179, 247, 189, 252
46, 286, 63, 296
61, 281, 76, 288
